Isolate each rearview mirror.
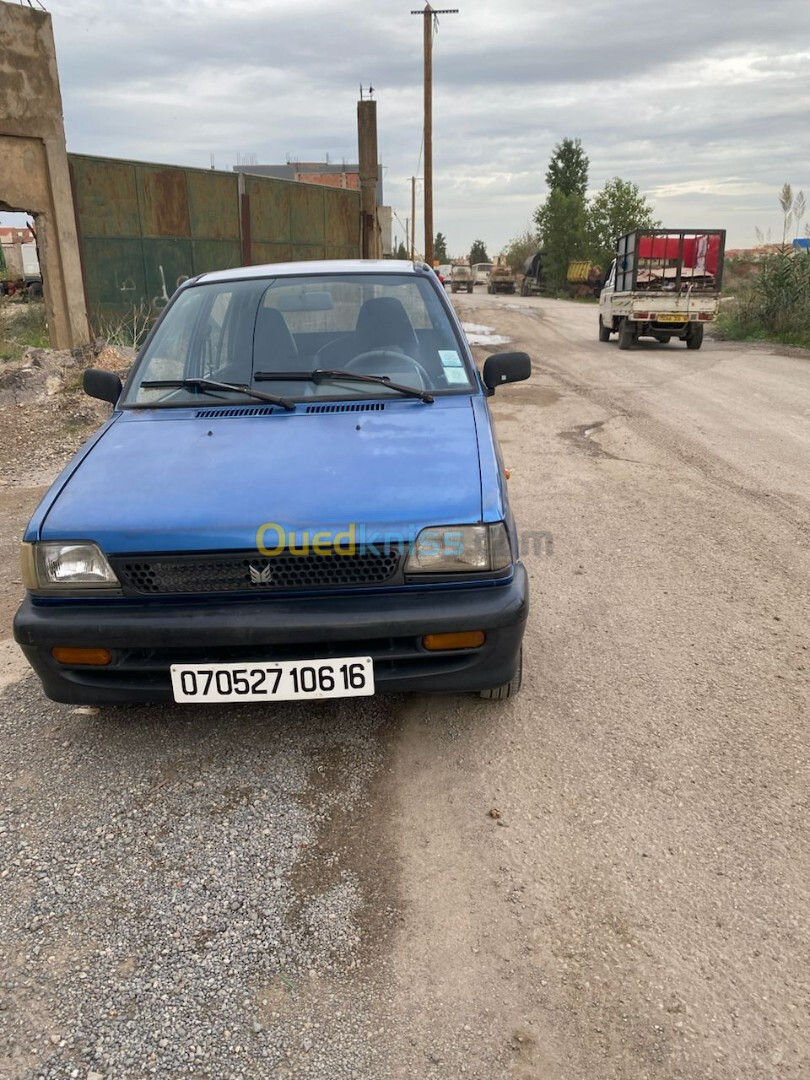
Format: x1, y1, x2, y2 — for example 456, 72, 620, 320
83, 368, 122, 405
273, 291, 334, 312
482, 351, 531, 393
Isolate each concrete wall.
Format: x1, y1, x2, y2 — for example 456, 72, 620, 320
0, 1, 90, 348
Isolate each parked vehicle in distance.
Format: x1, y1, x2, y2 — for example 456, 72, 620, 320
487, 266, 516, 294
521, 252, 546, 296
566, 260, 602, 298
520, 253, 600, 298
0, 240, 43, 299
450, 264, 474, 294
598, 230, 726, 350
472, 262, 493, 287
437, 264, 452, 283
15, 260, 532, 706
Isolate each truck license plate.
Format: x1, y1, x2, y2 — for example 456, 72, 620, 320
170, 657, 375, 703
657, 313, 687, 323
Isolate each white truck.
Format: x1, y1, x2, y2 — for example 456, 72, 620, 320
472, 262, 493, 287
598, 230, 726, 351
0, 239, 43, 299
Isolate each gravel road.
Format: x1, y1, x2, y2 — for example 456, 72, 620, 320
1, 293, 807, 1079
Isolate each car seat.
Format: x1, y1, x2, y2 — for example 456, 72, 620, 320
316, 297, 420, 368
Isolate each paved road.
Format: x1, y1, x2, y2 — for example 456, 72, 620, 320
0, 294, 807, 1079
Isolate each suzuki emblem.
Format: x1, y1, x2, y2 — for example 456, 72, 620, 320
249, 563, 273, 584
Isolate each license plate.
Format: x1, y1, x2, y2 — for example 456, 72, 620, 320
656, 313, 687, 323
170, 657, 375, 703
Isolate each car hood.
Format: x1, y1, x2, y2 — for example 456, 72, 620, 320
40, 398, 484, 553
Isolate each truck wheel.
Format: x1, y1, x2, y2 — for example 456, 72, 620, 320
26, 282, 43, 301
451, 285, 458, 293
479, 649, 522, 700
685, 324, 704, 350
618, 318, 635, 350
598, 315, 611, 342
467, 285, 473, 294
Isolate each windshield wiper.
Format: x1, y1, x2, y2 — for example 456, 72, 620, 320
254, 369, 434, 404
139, 378, 295, 410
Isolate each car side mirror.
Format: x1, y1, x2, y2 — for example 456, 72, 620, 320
482, 352, 531, 393
83, 368, 122, 405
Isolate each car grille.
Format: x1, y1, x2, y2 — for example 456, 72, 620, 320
110, 549, 402, 596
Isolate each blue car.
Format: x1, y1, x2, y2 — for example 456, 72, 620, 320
14, 261, 530, 706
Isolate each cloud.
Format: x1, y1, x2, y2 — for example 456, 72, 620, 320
2, 0, 807, 253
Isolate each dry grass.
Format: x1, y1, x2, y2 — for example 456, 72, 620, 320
0, 301, 49, 362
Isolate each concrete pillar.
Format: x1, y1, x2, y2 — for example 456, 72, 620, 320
0, 1, 90, 349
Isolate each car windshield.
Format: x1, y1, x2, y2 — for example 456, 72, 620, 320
124, 271, 474, 406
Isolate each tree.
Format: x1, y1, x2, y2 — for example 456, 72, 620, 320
469, 240, 489, 265
534, 190, 588, 289
434, 232, 449, 263
394, 240, 408, 260
587, 178, 660, 269
545, 137, 589, 199
501, 227, 539, 274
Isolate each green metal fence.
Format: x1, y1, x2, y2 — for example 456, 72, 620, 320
68, 154, 362, 329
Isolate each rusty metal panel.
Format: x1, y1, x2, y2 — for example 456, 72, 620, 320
290, 184, 326, 244
291, 244, 326, 261
142, 238, 194, 313
187, 171, 240, 241
81, 238, 147, 318
137, 165, 190, 238
323, 186, 361, 248
68, 154, 140, 238
247, 176, 290, 244
192, 239, 242, 274
251, 242, 292, 266
326, 245, 361, 261
71, 153, 362, 329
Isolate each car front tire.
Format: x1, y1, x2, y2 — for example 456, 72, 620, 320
479, 649, 522, 700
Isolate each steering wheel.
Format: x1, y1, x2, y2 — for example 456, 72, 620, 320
341, 348, 432, 388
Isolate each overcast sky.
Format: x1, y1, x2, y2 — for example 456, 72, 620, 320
6, 0, 809, 256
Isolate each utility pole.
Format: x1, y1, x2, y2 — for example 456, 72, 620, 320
405, 217, 410, 260
411, 3, 457, 266
410, 176, 417, 259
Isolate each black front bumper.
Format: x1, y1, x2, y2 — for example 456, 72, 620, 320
13, 566, 528, 704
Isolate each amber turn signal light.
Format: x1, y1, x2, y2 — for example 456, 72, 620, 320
51, 647, 112, 666
422, 631, 485, 651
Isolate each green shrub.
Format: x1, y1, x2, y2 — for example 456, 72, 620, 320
717, 248, 810, 349
718, 183, 810, 349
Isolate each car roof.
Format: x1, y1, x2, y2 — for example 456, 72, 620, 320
195, 259, 425, 286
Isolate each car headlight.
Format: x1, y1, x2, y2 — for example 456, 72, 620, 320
404, 523, 512, 573
21, 542, 120, 592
